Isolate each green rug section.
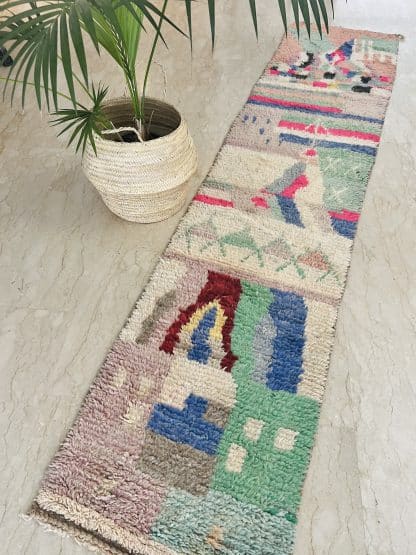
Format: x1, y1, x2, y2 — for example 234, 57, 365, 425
319, 148, 375, 212
211, 282, 319, 514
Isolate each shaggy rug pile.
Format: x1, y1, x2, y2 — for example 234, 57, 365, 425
31, 25, 399, 555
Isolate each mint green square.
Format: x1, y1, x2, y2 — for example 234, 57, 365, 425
211, 384, 319, 515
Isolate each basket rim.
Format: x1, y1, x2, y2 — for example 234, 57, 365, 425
94, 96, 186, 151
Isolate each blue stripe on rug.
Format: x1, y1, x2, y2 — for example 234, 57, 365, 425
279, 133, 377, 156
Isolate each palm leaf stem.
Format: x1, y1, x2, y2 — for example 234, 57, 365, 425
140, 0, 168, 119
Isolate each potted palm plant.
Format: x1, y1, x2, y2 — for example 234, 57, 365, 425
0, 0, 329, 222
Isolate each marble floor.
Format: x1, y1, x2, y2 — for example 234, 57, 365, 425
1, 0, 415, 553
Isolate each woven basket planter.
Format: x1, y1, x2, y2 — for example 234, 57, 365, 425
82, 97, 198, 223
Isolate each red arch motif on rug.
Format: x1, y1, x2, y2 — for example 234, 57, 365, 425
160, 271, 242, 372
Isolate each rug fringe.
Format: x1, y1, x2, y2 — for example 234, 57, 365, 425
22, 508, 123, 555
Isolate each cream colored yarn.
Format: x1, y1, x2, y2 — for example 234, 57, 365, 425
82, 97, 198, 223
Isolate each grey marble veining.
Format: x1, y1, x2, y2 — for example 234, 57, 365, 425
1, 1, 415, 554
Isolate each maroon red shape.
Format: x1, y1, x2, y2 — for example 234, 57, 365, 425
160, 271, 242, 372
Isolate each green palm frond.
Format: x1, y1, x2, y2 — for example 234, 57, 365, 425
184, 0, 193, 47
248, 0, 258, 39
200, 0, 330, 44
207, 0, 215, 47
0, 0, 183, 113
0, 0, 333, 154
51, 82, 110, 154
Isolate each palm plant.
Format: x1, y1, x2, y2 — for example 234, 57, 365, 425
0, 0, 332, 152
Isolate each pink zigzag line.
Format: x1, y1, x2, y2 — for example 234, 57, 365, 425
194, 193, 271, 210
249, 94, 343, 114
328, 209, 360, 222
251, 196, 269, 208
194, 194, 234, 208
280, 174, 309, 198
278, 120, 380, 142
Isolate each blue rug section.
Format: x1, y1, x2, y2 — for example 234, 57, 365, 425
326, 39, 354, 62
148, 394, 223, 455
188, 306, 217, 364
277, 196, 304, 227
266, 289, 307, 393
279, 133, 377, 156
330, 216, 357, 239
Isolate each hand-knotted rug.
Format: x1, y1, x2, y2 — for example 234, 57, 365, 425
31, 25, 400, 555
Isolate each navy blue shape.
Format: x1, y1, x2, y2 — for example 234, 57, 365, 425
147, 394, 223, 455
340, 40, 354, 58
326, 40, 354, 62
330, 217, 357, 239
279, 133, 377, 156
352, 85, 371, 93
187, 306, 217, 364
266, 289, 307, 393
277, 196, 304, 227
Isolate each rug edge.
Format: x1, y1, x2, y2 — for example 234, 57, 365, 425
28, 494, 176, 555
292, 21, 404, 41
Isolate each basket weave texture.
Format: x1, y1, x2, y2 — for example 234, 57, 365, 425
82, 97, 198, 223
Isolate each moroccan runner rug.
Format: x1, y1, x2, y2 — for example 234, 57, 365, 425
31, 26, 400, 555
